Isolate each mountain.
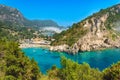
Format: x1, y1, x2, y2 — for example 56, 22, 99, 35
0, 4, 59, 28
0, 4, 39, 40
50, 4, 120, 54
0, 5, 25, 26
0, 4, 64, 39
31, 20, 59, 27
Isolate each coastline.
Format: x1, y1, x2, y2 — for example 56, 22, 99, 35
20, 43, 120, 55
19, 43, 50, 49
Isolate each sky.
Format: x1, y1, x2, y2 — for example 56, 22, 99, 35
0, 0, 120, 26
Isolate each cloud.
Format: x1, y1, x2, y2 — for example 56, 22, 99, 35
40, 26, 66, 33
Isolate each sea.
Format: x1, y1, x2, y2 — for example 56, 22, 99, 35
22, 48, 120, 74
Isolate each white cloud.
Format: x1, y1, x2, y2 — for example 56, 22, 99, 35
40, 26, 66, 33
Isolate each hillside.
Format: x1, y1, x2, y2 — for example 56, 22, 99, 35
0, 4, 59, 28
51, 4, 120, 54
0, 21, 41, 41
0, 4, 63, 38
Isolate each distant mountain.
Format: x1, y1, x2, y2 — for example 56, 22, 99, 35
0, 4, 44, 40
31, 20, 59, 27
51, 4, 120, 54
0, 4, 59, 28
0, 4, 65, 38
0, 5, 25, 26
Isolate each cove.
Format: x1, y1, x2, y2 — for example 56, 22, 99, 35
22, 48, 120, 74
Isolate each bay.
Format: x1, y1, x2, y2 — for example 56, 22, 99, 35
22, 48, 120, 74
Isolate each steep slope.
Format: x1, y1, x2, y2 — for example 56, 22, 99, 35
0, 4, 59, 28
0, 5, 25, 26
0, 4, 41, 40
51, 4, 120, 54
0, 21, 39, 41
0, 4, 63, 39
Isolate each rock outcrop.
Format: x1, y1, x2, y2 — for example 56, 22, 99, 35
50, 4, 120, 54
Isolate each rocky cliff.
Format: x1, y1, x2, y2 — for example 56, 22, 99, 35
50, 4, 120, 54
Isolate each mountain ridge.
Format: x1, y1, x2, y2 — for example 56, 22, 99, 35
0, 4, 59, 28
0, 4, 64, 39
50, 3, 120, 54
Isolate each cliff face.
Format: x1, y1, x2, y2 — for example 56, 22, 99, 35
50, 4, 120, 54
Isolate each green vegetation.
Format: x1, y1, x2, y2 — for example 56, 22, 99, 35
51, 23, 88, 46
0, 4, 59, 28
59, 57, 103, 80
103, 62, 120, 80
0, 3, 120, 80
45, 57, 120, 80
0, 39, 41, 80
105, 12, 120, 30
0, 21, 43, 41
107, 30, 118, 41
85, 4, 120, 30
51, 4, 120, 46
0, 40, 120, 80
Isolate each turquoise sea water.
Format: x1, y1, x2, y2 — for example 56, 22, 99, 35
22, 48, 120, 74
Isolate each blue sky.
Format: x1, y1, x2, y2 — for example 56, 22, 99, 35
0, 0, 120, 26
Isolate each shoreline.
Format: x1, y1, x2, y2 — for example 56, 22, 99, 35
19, 43, 120, 55
20, 43, 120, 54
19, 43, 50, 49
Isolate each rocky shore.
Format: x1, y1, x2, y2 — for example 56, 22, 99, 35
50, 32, 120, 54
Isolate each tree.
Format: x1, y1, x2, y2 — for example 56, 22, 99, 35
103, 62, 120, 80
0, 40, 41, 80
59, 57, 103, 80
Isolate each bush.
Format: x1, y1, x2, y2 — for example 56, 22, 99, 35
103, 62, 120, 80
